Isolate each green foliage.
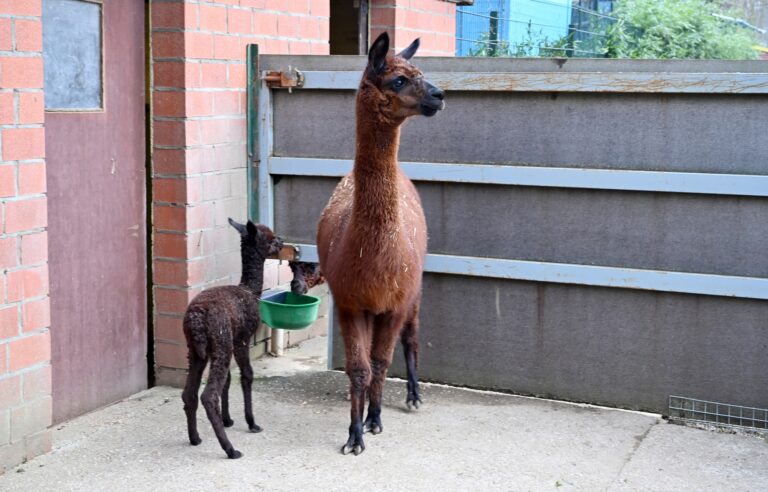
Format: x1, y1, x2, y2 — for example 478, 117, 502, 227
469, 22, 576, 58
605, 0, 759, 59
539, 33, 575, 58
468, 31, 513, 57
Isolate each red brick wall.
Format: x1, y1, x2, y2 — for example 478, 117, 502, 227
0, 0, 457, 470
0, 0, 52, 474
150, 0, 330, 386
370, 0, 456, 56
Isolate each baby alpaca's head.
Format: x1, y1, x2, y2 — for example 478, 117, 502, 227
228, 218, 283, 262
289, 261, 325, 295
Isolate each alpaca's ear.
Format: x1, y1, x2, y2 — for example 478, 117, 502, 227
228, 217, 247, 235
367, 31, 389, 78
246, 220, 261, 238
397, 38, 420, 61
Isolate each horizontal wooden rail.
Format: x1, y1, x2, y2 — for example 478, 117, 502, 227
269, 157, 768, 197
290, 244, 768, 300
273, 70, 768, 94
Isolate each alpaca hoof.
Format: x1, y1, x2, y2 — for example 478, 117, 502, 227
223, 418, 234, 428
341, 443, 365, 456
341, 433, 365, 456
406, 395, 422, 410
189, 436, 202, 446
365, 423, 382, 435
249, 424, 263, 433
227, 449, 243, 459
363, 417, 383, 435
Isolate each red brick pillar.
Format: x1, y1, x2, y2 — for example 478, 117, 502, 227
370, 0, 456, 56
0, 0, 52, 474
150, 0, 330, 386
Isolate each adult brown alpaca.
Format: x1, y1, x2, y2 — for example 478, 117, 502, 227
317, 32, 445, 456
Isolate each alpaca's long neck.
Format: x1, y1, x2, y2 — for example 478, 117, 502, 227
239, 258, 264, 295
352, 108, 401, 230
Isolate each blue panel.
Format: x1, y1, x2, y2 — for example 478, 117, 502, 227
507, 0, 572, 53
457, 0, 511, 56
456, 0, 572, 56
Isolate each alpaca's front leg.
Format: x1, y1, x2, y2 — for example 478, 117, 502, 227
365, 311, 407, 434
339, 310, 371, 455
344, 366, 369, 455
400, 309, 422, 410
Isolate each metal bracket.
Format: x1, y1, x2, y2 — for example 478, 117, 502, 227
263, 66, 304, 93
268, 244, 301, 261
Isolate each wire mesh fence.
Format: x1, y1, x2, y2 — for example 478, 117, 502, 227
456, 0, 616, 57
668, 395, 768, 434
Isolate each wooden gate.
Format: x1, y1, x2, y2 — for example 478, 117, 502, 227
251, 54, 768, 414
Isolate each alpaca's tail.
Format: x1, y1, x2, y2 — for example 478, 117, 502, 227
183, 309, 208, 361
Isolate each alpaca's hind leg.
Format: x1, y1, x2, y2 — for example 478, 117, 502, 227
365, 311, 407, 435
182, 351, 206, 446
221, 371, 234, 427
201, 356, 241, 459
401, 303, 422, 409
234, 345, 262, 433
339, 310, 372, 456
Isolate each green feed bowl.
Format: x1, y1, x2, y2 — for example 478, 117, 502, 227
260, 291, 321, 330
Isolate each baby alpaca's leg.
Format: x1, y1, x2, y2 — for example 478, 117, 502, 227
182, 351, 206, 445
235, 345, 262, 433
221, 371, 234, 427
201, 355, 241, 459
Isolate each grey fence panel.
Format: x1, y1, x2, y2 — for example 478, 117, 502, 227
418, 184, 768, 278
258, 54, 768, 414
335, 274, 768, 413
274, 91, 768, 174
273, 177, 338, 243
275, 178, 768, 278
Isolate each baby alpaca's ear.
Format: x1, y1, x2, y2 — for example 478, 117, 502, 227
228, 217, 247, 235
246, 220, 261, 238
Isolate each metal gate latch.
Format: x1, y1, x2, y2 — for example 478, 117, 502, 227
263, 66, 304, 92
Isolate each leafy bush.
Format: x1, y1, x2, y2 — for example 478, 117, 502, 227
468, 31, 514, 57
606, 0, 759, 59
469, 22, 575, 58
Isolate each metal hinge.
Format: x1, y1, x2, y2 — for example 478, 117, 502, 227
263, 66, 304, 92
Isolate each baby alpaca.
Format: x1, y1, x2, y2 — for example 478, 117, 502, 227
181, 219, 282, 459
288, 261, 325, 295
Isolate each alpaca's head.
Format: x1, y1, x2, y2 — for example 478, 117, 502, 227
361, 32, 445, 123
228, 218, 283, 262
289, 261, 325, 295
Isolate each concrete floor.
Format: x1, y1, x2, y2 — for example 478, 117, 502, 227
1, 336, 766, 491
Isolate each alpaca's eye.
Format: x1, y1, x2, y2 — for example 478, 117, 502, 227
391, 77, 407, 90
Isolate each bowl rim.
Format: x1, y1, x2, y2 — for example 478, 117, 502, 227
260, 293, 321, 308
